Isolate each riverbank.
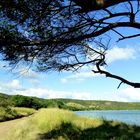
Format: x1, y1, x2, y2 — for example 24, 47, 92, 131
0, 108, 140, 140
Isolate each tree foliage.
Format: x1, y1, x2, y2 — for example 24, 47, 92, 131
0, 0, 140, 87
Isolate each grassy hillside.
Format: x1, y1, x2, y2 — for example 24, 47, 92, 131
62, 99, 140, 110
0, 93, 140, 110
0, 93, 10, 99
46, 98, 140, 110
0, 108, 140, 140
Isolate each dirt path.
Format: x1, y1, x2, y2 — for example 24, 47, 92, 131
0, 116, 31, 140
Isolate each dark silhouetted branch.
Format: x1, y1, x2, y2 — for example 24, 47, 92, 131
92, 57, 140, 88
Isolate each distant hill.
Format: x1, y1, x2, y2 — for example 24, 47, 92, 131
49, 98, 140, 110
0, 93, 140, 110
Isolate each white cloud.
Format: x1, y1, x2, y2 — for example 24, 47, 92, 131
70, 71, 96, 78
61, 71, 97, 83
10, 80, 21, 89
3, 83, 140, 102
18, 87, 140, 102
0, 79, 25, 94
0, 79, 94, 99
61, 66, 106, 83
106, 46, 137, 63
3, 79, 22, 90
101, 88, 140, 102
116, 88, 140, 102
3, 87, 94, 100
1, 79, 140, 102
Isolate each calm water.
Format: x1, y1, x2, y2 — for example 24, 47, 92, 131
75, 110, 140, 126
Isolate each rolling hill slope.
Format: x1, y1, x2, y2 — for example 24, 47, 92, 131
0, 93, 140, 110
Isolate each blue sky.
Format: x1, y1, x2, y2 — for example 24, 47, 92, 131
0, 1, 140, 102
0, 37, 140, 102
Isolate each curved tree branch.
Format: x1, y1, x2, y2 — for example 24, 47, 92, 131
92, 54, 140, 88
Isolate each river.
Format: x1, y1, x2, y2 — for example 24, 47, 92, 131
75, 110, 140, 126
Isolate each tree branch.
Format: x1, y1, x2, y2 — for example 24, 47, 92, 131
1, 22, 140, 47
118, 33, 140, 41
92, 57, 140, 88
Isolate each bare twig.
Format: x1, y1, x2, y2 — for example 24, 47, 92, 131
118, 33, 140, 41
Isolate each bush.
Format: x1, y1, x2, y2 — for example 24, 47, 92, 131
0, 107, 36, 122
0, 107, 18, 121
11, 95, 42, 109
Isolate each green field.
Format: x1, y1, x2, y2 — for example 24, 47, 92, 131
0, 108, 140, 140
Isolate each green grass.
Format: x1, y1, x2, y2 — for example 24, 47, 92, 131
2, 108, 140, 140
0, 107, 36, 122
0, 107, 17, 121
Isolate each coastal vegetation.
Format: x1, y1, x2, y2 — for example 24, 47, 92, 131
0, 108, 140, 140
0, 93, 140, 139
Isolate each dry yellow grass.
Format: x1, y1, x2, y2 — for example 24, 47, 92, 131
0, 108, 103, 140
13, 107, 36, 116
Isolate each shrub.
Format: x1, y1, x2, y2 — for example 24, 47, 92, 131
11, 95, 42, 109
0, 107, 18, 121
